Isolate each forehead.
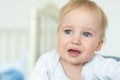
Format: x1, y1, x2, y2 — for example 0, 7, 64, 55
60, 7, 101, 29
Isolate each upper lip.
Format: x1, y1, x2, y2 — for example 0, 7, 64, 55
68, 48, 81, 53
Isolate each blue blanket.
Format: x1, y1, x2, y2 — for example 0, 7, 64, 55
0, 69, 24, 80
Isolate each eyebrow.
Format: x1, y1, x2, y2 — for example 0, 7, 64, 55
59, 24, 73, 29
85, 28, 96, 34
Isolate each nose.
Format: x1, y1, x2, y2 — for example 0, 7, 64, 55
71, 34, 81, 45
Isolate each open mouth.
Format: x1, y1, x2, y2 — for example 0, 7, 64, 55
68, 49, 81, 57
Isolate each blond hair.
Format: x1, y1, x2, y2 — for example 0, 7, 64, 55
59, 0, 108, 39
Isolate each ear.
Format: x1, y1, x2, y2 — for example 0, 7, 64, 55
95, 39, 104, 51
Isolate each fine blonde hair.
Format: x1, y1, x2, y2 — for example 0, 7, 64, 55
59, 0, 108, 39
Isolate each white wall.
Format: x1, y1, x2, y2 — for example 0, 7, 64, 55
0, 0, 67, 29
0, 0, 120, 57
94, 0, 120, 57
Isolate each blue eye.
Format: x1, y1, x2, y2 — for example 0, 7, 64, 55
83, 32, 92, 37
64, 29, 72, 35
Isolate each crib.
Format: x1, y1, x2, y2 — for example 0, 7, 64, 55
0, 3, 58, 80
0, 28, 29, 80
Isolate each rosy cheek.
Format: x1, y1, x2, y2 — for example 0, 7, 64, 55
58, 33, 72, 45
87, 45, 96, 53
64, 37, 71, 44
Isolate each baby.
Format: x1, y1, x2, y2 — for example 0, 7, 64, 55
29, 0, 120, 80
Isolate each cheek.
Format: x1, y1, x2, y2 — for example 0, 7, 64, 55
57, 34, 64, 49
57, 34, 71, 49
83, 42, 97, 60
85, 41, 98, 52
58, 33, 70, 43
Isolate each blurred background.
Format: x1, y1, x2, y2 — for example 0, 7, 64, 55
0, 0, 120, 80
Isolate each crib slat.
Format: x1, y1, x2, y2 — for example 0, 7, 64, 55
0, 29, 29, 63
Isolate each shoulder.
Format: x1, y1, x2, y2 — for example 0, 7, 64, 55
85, 54, 120, 79
90, 54, 120, 70
37, 49, 59, 63
91, 54, 120, 66
29, 49, 60, 80
35, 49, 60, 71
39, 49, 58, 60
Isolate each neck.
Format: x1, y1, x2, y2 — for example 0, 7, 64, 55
60, 58, 83, 80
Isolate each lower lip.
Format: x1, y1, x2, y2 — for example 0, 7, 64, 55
68, 51, 81, 57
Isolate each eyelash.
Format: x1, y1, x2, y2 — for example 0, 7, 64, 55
83, 32, 92, 37
64, 29, 72, 35
63, 29, 93, 37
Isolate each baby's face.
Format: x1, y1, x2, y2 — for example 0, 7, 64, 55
57, 7, 103, 65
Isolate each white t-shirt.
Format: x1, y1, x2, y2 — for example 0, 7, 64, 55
29, 49, 120, 80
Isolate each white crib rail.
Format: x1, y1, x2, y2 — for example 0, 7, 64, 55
0, 3, 59, 79
27, 4, 59, 74
0, 29, 29, 72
